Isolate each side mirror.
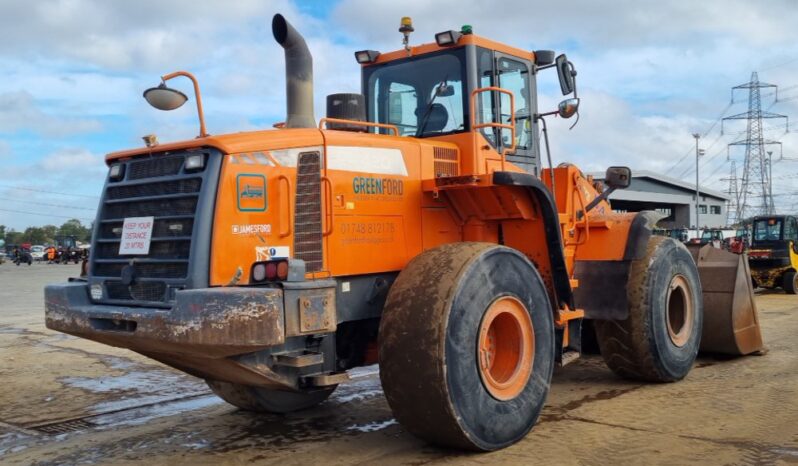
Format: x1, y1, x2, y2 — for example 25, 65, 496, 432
605, 166, 631, 190
534, 50, 555, 66
143, 83, 188, 111
583, 166, 632, 215
558, 98, 580, 119
436, 83, 455, 97
555, 54, 575, 95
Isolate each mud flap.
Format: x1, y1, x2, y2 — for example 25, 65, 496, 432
688, 245, 764, 355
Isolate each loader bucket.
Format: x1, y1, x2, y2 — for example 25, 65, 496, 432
687, 244, 764, 355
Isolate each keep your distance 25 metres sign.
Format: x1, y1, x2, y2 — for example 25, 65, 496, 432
119, 216, 154, 255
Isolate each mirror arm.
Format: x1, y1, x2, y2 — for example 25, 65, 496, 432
534, 114, 557, 196
582, 186, 616, 216
162, 71, 208, 138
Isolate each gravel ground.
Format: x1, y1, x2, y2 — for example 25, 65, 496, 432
0, 263, 796, 465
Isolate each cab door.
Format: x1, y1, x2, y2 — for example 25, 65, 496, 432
476, 50, 539, 174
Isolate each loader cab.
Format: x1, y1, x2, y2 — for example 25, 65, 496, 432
749, 215, 798, 293
358, 34, 543, 174
752, 216, 798, 246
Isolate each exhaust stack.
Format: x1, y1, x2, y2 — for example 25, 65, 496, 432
272, 14, 316, 128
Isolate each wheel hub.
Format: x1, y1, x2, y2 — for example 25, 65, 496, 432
477, 296, 534, 401
666, 274, 694, 347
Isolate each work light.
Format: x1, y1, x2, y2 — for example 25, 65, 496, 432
435, 30, 462, 46
109, 164, 125, 181
354, 50, 380, 64
184, 153, 205, 171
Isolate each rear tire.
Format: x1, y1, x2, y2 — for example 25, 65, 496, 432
379, 243, 555, 451
595, 236, 703, 382
783, 270, 798, 294
206, 380, 335, 413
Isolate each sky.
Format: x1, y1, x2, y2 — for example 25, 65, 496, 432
1, 0, 797, 230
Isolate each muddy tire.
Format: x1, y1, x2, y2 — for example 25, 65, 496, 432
206, 380, 335, 413
379, 242, 554, 451
595, 236, 703, 382
783, 270, 798, 294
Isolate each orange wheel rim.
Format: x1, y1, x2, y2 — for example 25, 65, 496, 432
477, 296, 534, 401
666, 274, 694, 347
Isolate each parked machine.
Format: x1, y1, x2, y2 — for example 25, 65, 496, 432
748, 215, 798, 294
44, 15, 764, 451
12, 246, 32, 266
54, 235, 84, 264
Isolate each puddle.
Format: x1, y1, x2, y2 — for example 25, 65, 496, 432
347, 418, 397, 433
59, 355, 209, 415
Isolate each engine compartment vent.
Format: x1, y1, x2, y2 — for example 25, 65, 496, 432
433, 146, 460, 178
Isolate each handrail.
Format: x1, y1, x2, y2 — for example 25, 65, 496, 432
319, 117, 400, 136
469, 86, 516, 172
321, 176, 334, 236
277, 175, 292, 238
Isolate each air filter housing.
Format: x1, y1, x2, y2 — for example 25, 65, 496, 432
326, 93, 366, 132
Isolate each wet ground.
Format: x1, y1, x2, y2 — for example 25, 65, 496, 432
1, 263, 797, 465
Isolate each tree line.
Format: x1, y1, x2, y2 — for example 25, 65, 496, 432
0, 219, 93, 246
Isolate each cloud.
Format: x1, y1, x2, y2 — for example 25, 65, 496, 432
0, 91, 102, 136
331, 0, 798, 50
0, 0, 796, 226
0, 0, 303, 71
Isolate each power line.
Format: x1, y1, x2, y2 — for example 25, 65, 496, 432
0, 184, 100, 199
0, 208, 94, 222
0, 197, 96, 211
665, 101, 734, 177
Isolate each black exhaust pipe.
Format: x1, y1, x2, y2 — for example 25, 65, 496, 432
272, 14, 315, 129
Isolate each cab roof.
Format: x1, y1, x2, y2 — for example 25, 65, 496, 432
364, 33, 536, 66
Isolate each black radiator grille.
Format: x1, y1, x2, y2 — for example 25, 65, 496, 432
294, 151, 323, 272
128, 156, 183, 180
106, 178, 201, 200
103, 197, 197, 219
106, 281, 168, 302
92, 152, 205, 306
99, 218, 195, 240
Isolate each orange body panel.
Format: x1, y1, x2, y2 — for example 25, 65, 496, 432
186, 126, 637, 297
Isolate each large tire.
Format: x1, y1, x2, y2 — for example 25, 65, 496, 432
783, 270, 798, 294
595, 236, 703, 382
206, 380, 335, 413
379, 242, 555, 451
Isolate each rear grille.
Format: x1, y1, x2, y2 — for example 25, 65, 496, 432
94, 262, 188, 279
294, 151, 323, 272
91, 152, 207, 306
433, 146, 459, 177
129, 156, 183, 180
106, 281, 169, 302
99, 218, 195, 240
106, 178, 201, 200
103, 197, 197, 219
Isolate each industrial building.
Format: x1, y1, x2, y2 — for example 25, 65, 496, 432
592, 170, 730, 229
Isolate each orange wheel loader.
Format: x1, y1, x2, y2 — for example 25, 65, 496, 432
44, 14, 763, 451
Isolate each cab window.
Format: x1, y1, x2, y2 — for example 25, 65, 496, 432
475, 49, 534, 156
497, 58, 532, 150
785, 217, 798, 241
366, 49, 467, 137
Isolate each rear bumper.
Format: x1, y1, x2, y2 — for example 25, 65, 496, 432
45, 282, 285, 358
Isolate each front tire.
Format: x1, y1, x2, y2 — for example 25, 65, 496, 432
379, 243, 555, 451
783, 270, 798, 294
595, 237, 703, 382
206, 380, 335, 413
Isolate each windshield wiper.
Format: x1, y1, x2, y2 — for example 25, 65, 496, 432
415, 78, 449, 137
